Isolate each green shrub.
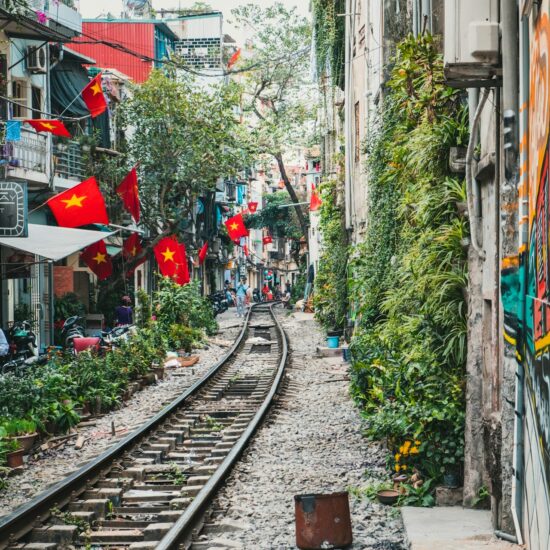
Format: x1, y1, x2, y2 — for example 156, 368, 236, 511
349, 33, 468, 482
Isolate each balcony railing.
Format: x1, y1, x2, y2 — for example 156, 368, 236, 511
53, 140, 85, 182
3, 128, 48, 173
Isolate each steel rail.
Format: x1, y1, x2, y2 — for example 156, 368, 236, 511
156, 303, 289, 549
0, 306, 254, 547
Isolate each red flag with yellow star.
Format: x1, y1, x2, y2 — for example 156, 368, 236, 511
198, 242, 208, 265
248, 201, 258, 213
123, 232, 143, 260
47, 177, 109, 228
116, 166, 140, 223
310, 184, 322, 212
154, 236, 185, 279
174, 244, 190, 286
81, 240, 112, 281
82, 73, 107, 118
26, 119, 71, 138
225, 213, 248, 242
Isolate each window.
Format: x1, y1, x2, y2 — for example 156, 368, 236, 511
10, 80, 28, 119
354, 101, 360, 163
31, 86, 42, 119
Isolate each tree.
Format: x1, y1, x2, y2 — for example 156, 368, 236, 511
92, 70, 249, 275
231, 3, 314, 245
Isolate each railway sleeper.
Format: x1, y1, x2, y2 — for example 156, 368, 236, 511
29, 525, 78, 545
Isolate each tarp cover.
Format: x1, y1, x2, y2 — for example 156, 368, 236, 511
0, 224, 114, 261
51, 59, 111, 147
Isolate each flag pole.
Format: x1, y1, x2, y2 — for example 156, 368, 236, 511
28, 199, 50, 215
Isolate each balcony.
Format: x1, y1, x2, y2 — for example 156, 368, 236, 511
53, 140, 85, 183
28, 0, 82, 37
3, 128, 49, 185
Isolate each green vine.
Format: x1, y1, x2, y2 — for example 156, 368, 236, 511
311, 0, 346, 88
349, 34, 469, 482
314, 170, 349, 331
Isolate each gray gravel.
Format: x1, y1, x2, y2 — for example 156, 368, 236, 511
0, 314, 243, 518
194, 308, 406, 549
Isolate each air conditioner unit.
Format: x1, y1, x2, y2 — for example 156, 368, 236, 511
26, 45, 47, 73
444, 0, 500, 86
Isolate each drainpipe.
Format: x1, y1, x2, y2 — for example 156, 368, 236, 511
507, 6, 529, 547
466, 88, 488, 259
344, 0, 355, 231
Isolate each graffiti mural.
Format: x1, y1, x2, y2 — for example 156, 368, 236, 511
525, 9, 550, 492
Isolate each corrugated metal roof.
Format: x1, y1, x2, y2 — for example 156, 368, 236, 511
70, 22, 157, 83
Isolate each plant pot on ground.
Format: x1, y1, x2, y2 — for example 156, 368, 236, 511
5, 439, 24, 468
2, 419, 38, 453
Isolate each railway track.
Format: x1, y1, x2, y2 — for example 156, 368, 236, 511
0, 303, 288, 549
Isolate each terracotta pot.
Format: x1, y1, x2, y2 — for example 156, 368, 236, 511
12, 433, 38, 453
6, 449, 25, 468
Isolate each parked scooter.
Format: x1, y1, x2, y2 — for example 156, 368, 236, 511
253, 288, 261, 303
7, 320, 37, 360
101, 324, 136, 347
60, 316, 86, 353
208, 292, 229, 317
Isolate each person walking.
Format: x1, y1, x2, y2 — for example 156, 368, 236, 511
236, 277, 249, 317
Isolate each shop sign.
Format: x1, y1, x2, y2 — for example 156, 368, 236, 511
0, 181, 28, 237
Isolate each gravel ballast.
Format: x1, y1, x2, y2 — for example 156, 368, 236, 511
194, 308, 406, 549
0, 315, 243, 518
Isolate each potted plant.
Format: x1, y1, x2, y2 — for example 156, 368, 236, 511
5, 439, 24, 468
2, 418, 38, 453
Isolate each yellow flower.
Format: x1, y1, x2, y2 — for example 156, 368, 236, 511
399, 446, 404, 454
403, 440, 411, 452
395, 464, 400, 472
395, 453, 401, 462
410, 446, 419, 454
401, 465, 407, 471
414, 440, 421, 446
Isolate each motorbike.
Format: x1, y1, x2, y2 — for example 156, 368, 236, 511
60, 315, 86, 353
208, 292, 229, 317
101, 324, 136, 348
7, 320, 37, 360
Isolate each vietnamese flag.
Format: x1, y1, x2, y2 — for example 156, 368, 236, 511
82, 73, 107, 118
123, 232, 143, 260
248, 201, 258, 213
225, 213, 249, 241
227, 48, 241, 69
198, 242, 208, 265
263, 235, 273, 245
47, 177, 109, 228
154, 236, 188, 284
116, 166, 140, 223
310, 184, 322, 212
26, 119, 71, 138
175, 244, 190, 286
81, 240, 112, 281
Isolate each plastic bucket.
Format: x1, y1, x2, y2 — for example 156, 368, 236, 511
295, 492, 352, 549
327, 336, 339, 349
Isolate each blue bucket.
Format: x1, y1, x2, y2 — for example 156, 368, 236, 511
327, 336, 339, 349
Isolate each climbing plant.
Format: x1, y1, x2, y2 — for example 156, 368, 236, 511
349, 33, 470, 481
314, 175, 349, 331
311, 0, 346, 88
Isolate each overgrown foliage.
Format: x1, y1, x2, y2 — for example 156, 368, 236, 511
314, 176, 348, 330
349, 34, 469, 481
311, 0, 346, 88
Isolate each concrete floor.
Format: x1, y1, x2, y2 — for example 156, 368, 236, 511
402, 506, 520, 550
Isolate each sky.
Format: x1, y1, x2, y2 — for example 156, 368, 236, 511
77, 0, 309, 17
77, 0, 310, 43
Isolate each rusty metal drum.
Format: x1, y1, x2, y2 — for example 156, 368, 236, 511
294, 492, 353, 549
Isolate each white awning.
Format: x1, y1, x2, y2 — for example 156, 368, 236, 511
0, 224, 115, 261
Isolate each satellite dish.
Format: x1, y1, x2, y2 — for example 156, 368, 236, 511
124, 0, 150, 16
